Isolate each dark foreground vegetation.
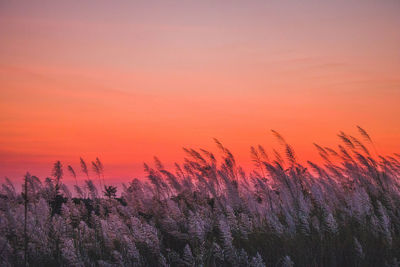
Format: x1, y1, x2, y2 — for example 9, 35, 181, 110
1, 127, 400, 266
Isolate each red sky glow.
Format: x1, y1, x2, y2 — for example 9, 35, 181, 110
1, 1, 400, 185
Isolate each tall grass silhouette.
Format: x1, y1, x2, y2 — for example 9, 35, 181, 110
0, 127, 399, 266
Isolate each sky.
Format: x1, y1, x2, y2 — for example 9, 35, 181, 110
1, 0, 400, 185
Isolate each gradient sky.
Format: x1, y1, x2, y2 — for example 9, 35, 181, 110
1, 0, 400, 185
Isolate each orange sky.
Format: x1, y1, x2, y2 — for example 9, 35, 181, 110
1, 1, 399, 185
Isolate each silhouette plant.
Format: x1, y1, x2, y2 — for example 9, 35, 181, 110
0, 127, 399, 266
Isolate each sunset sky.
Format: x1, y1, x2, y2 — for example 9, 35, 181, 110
1, 1, 399, 184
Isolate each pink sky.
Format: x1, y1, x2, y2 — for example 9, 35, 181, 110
1, 1, 399, 185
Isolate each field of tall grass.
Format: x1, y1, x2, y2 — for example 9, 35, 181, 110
1, 127, 399, 266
